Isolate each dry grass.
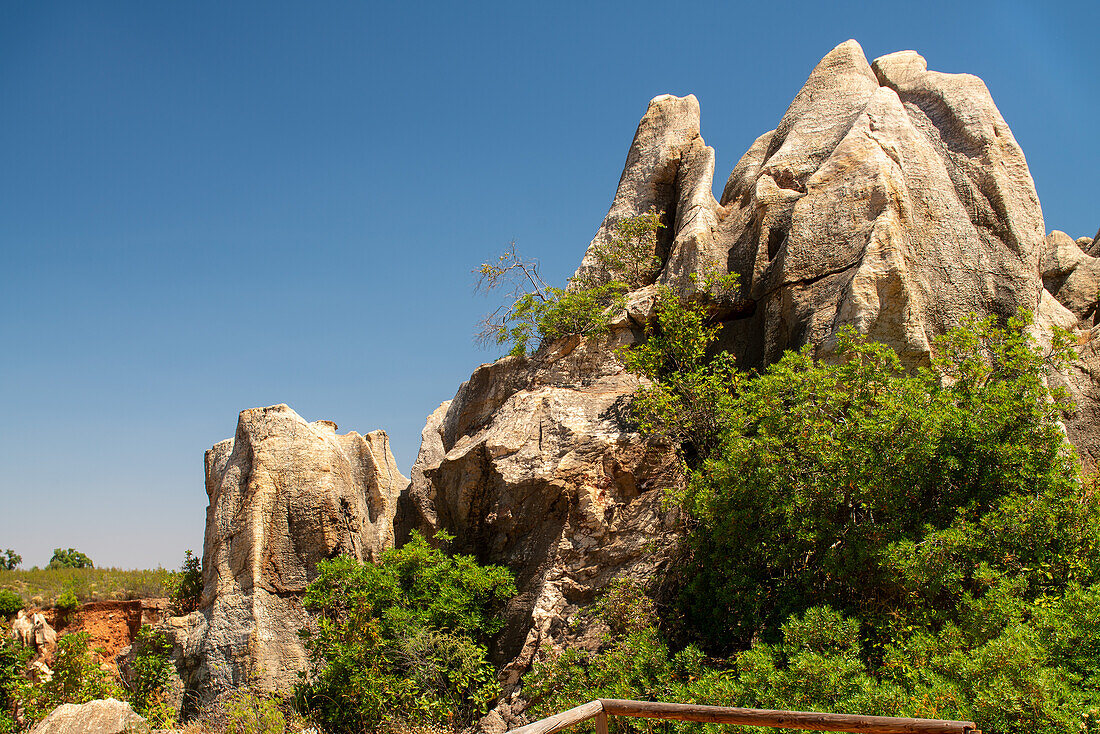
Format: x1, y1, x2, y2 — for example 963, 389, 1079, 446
0, 566, 175, 607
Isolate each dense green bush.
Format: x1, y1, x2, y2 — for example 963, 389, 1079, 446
11, 631, 123, 727
527, 282, 1100, 734
0, 638, 31, 734
531, 298, 1100, 734
296, 531, 515, 733
0, 591, 21, 620
46, 549, 92, 570
661, 315, 1092, 654
53, 589, 79, 616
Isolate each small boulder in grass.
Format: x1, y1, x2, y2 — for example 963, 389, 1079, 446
29, 698, 146, 734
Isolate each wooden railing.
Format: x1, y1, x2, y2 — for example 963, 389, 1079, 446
508, 699, 980, 734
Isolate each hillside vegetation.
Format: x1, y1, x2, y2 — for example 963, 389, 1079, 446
0, 568, 175, 608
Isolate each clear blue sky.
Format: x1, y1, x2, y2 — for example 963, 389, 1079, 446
2, 1, 1097, 569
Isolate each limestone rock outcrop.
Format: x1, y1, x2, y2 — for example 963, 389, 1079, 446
173, 404, 407, 706
1086, 229, 1100, 258
398, 334, 682, 695
28, 699, 144, 734
180, 39, 1100, 725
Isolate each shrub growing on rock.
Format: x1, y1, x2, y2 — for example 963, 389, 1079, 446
168, 549, 202, 614
476, 211, 666, 356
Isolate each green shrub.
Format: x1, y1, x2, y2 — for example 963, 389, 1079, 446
0, 591, 21, 620
225, 689, 288, 734
295, 530, 515, 732
54, 588, 79, 615
47, 549, 93, 570
0, 637, 32, 734
540, 301, 1100, 734
14, 631, 123, 727
123, 625, 175, 727
476, 211, 667, 357
168, 550, 202, 614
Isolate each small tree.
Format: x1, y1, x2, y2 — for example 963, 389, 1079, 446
0, 591, 22, 620
0, 550, 19, 571
47, 548, 93, 570
169, 550, 202, 614
476, 210, 667, 356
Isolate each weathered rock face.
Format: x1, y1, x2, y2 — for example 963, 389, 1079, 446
28, 699, 144, 734
398, 334, 683, 697
175, 404, 407, 705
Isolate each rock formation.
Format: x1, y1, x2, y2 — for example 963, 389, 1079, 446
171, 404, 406, 707
9, 609, 32, 648
403, 40, 1099, 726
178, 40, 1100, 727
573, 41, 1046, 370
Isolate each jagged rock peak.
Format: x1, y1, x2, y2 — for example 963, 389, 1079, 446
576, 39, 1045, 369
174, 404, 408, 706
572, 93, 719, 293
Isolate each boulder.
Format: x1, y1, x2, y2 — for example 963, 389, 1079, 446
173, 404, 407, 707
1088, 228, 1100, 258
28, 699, 144, 734
1041, 230, 1100, 326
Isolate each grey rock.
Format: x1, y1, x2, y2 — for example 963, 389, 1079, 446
175, 404, 407, 705
29, 699, 144, 734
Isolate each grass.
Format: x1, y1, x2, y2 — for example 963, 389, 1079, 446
0, 567, 176, 607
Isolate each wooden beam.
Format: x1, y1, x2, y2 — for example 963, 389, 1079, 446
597, 700, 978, 734
508, 700, 605, 734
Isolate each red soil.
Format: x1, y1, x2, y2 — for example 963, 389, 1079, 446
41, 598, 170, 672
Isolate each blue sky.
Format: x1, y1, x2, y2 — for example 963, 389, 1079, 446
2, 0, 1097, 569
